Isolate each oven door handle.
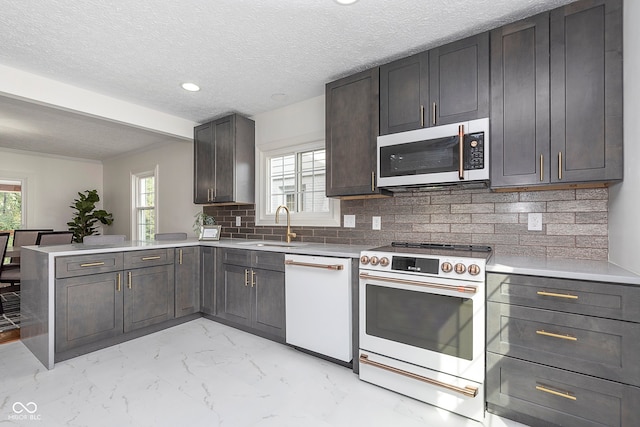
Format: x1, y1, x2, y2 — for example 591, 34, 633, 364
359, 354, 478, 398
359, 272, 477, 294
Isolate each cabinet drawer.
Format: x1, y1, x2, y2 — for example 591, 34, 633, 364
487, 273, 640, 322
124, 249, 171, 269
221, 248, 251, 267
252, 251, 284, 272
56, 252, 124, 278
487, 353, 640, 427
487, 301, 640, 386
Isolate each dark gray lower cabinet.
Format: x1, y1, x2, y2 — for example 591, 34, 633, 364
55, 249, 175, 354
215, 249, 285, 341
486, 272, 640, 426
200, 246, 216, 315
174, 247, 200, 318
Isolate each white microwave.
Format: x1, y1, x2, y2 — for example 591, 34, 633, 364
377, 118, 489, 190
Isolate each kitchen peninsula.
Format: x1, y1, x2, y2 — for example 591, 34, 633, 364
20, 238, 367, 370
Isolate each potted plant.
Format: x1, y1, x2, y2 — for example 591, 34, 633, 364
67, 189, 114, 243
193, 212, 219, 240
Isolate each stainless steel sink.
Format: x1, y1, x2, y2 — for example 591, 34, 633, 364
237, 241, 307, 248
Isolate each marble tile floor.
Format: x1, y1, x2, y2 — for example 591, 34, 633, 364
0, 318, 527, 427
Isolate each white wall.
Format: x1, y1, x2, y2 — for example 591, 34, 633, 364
0, 148, 103, 230
102, 140, 200, 239
608, 0, 640, 273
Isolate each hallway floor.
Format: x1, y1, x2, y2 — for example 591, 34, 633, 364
1, 318, 526, 426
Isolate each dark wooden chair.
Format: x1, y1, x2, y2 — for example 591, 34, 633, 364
0, 232, 16, 315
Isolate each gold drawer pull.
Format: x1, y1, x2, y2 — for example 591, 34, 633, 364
536, 330, 577, 341
80, 262, 105, 267
360, 354, 478, 398
536, 384, 576, 401
141, 256, 161, 261
537, 291, 578, 300
116, 273, 121, 292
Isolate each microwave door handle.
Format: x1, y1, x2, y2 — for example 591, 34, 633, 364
458, 125, 465, 180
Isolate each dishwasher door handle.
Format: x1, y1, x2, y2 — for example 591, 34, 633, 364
285, 259, 344, 270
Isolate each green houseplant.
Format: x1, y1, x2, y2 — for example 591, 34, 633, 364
193, 212, 216, 234
67, 189, 114, 243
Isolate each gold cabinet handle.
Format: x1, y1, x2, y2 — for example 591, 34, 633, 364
420, 104, 425, 127
116, 273, 121, 292
359, 354, 478, 398
371, 171, 375, 192
536, 330, 577, 341
244, 269, 249, 287
536, 384, 576, 401
80, 262, 105, 267
540, 154, 544, 181
142, 256, 161, 261
558, 151, 563, 180
537, 290, 578, 300
432, 102, 437, 126
127, 271, 132, 289
251, 270, 256, 288
179, 249, 183, 265
458, 124, 465, 180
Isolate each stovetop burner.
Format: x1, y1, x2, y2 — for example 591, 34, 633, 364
391, 242, 492, 252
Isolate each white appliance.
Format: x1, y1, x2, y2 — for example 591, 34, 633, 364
377, 118, 489, 190
358, 242, 491, 422
285, 254, 352, 362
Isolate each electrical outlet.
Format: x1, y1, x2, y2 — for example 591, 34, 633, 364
528, 213, 542, 231
235, 216, 242, 227
372, 216, 381, 230
344, 215, 356, 228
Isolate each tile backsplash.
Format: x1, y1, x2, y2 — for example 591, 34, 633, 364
203, 187, 608, 260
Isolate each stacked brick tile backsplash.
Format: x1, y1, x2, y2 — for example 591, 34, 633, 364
203, 187, 608, 261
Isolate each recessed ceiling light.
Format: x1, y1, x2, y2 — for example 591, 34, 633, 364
181, 82, 200, 92
334, 0, 359, 4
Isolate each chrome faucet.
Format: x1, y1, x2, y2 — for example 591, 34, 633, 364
275, 205, 297, 243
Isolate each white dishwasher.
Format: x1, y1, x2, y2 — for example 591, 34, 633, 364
285, 254, 352, 362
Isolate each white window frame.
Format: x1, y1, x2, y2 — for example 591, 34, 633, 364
131, 166, 158, 240
256, 138, 340, 227
0, 174, 27, 229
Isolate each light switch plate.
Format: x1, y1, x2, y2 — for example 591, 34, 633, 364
344, 215, 356, 228
236, 216, 242, 227
528, 213, 542, 231
372, 216, 381, 230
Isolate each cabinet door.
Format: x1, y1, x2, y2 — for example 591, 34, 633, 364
55, 272, 124, 353
326, 68, 386, 197
212, 115, 235, 203
201, 246, 216, 315
250, 268, 285, 341
123, 264, 175, 332
429, 32, 489, 126
379, 52, 429, 135
550, 0, 622, 183
194, 122, 214, 204
215, 263, 252, 327
175, 247, 200, 318
490, 14, 550, 187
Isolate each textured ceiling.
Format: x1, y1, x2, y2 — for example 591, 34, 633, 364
0, 0, 575, 160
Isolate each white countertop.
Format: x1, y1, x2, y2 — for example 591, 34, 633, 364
487, 254, 640, 285
23, 237, 369, 259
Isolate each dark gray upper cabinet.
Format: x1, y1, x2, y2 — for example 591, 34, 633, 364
379, 32, 489, 135
193, 114, 255, 204
429, 32, 489, 126
379, 53, 428, 135
491, 13, 550, 187
326, 68, 390, 198
492, 0, 622, 189
550, 0, 623, 184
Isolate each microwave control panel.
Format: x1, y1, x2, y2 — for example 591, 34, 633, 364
464, 132, 485, 170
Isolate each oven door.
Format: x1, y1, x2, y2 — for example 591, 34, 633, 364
359, 270, 485, 383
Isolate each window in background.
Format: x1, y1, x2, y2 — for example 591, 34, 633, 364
257, 141, 339, 227
0, 179, 24, 243
132, 168, 157, 240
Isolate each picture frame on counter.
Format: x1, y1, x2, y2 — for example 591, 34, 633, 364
199, 225, 222, 241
